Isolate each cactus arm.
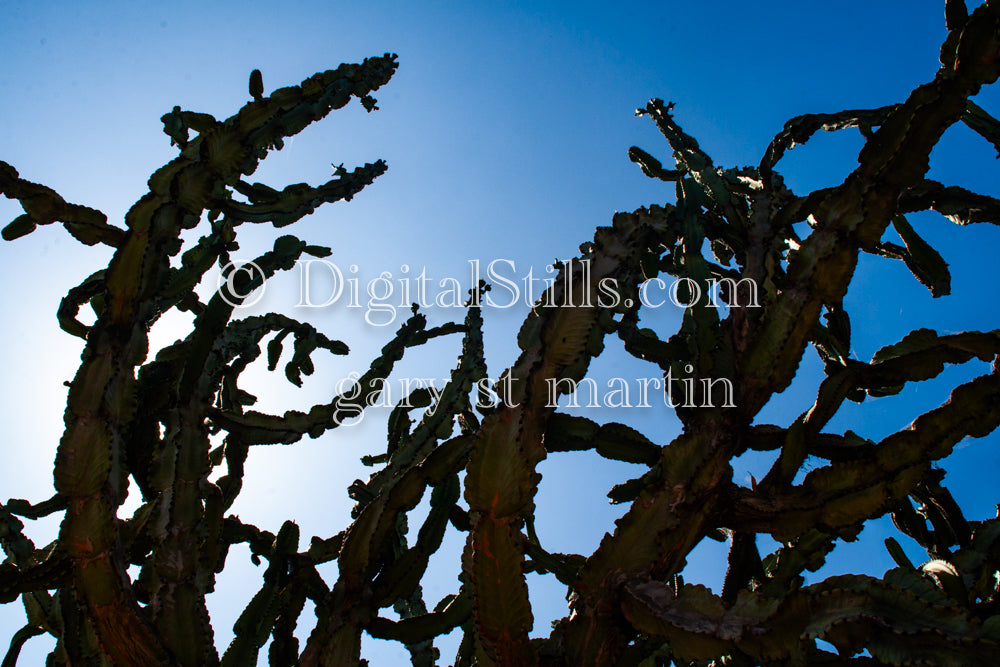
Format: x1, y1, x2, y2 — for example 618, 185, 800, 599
627, 145, 682, 181
617, 572, 1000, 665
459, 210, 672, 665
366, 591, 472, 646
733, 367, 1000, 541
267, 559, 325, 667
798, 327, 1000, 423
214, 163, 386, 227
0, 557, 70, 604
209, 316, 466, 444
541, 413, 660, 465
223, 312, 350, 391
885, 214, 951, 296
56, 271, 108, 340
560, 423, 739, 663
350, 292, 487, 516
758, 105, 898, 186
56, 588, 115, 666
614, 298, 683, 371
961, 98, 1000, 156
151, 217, 237, 316
757, 527, 841, 600
144, 413, 219, 666
177, 234, 328, 400
522, 541, 586, 588
373, 478, 461, 666
0, 161, 123, 246
3, 495, 67, 521
638, 100, 749, 233
909, 469, 972, 553
298, 303, 485, 664
368, 425, 471, 610
898, 178, 1000, 225
212, 519, 329, 667
219, 521, 299, 667
0, 505, 70, 632
298, 434, 475, 665
720, 532, 765, 606
750, 329, 1000, 492
2, 623, 45, 667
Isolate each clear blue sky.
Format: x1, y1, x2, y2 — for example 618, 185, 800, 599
2, 1, 998, 663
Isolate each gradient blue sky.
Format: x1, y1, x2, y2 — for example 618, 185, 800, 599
2, 1, 999, 664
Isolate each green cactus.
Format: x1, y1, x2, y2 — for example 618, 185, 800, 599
2, 3, 1000, 666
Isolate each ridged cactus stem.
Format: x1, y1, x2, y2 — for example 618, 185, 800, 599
462, 211, 671, 663
147, 405, 217, 666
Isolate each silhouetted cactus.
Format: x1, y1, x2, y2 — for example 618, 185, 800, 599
2, 3, 1000, 666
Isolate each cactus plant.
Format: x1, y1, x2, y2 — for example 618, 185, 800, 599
2, 2, 1000, 665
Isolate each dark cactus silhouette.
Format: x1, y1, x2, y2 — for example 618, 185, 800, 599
2, 2, 1000, 665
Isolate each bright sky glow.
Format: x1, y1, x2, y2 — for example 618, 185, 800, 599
2, 1, 999, 664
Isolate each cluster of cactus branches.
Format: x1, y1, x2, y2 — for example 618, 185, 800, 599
3, 2, 1000, 665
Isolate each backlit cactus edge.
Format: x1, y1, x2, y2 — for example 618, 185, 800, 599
2, 3, 1000, 665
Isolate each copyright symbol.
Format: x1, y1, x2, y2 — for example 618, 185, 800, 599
218, 260, 266, 308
